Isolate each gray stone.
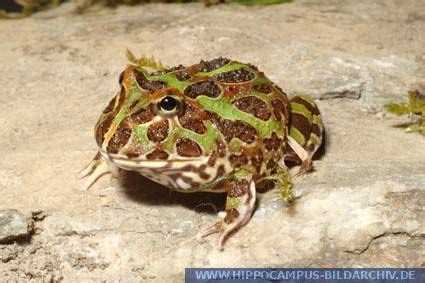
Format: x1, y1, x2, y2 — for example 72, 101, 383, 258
0, 210, 33, 244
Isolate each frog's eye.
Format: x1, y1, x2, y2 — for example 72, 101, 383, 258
156, 96, 184, 117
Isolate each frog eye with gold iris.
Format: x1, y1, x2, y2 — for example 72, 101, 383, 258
155, 95, 184, 117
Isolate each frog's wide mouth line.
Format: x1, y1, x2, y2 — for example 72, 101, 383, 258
107, 154, 205, 163
110, 157, 207, 171
100, 151, 208, 170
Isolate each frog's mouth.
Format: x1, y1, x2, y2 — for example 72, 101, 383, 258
93, 149, 230, 191
102, 151, 208, 171
99, 150, 220, 190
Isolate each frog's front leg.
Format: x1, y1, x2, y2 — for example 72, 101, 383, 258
200, 170, 256, 250
80, 152, 120, 190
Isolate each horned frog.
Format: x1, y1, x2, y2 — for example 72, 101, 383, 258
81, 51, 323, 249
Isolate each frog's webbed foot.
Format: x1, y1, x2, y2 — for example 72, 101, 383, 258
80, 152, 119, 191
199, 221, 222, 238
199, 172, 256, 250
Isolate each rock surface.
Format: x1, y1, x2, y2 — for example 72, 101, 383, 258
0, 210, 33, 244
0, 0, 424, 281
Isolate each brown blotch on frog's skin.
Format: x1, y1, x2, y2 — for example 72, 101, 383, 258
216, 140, 227, 157
263, 132, 282, 151
223, 83, 252, 97
199, 164, 211, 180
133, 69, 166, 91
130, 105, 155, 124
103, 96, 116, 114
228, 179, 249, 198
199, 57, 230, 72
208, 152, 217, 167
175, 71, 191, 81
312, 123, 322, 139
271, 99, 286, 121
125, 148, 142, 158
214, 118, 258, 144
217, 165, 226, 178
229, 154, 248, 168
95, 114, 114, 146
107, 122, 132, 154
214, 68, 255, 83
178, 103, 207, 134
233, 96, 271, 121
128, 98, 139, 110
207, 140, 226, 166
116, 87, 127, 110
146, 149, 169, 160
118, 71, 125, 85
147, 120, 169, 143
184, 80, 221, 99
266, 159, 277, 170
290, 113, 312, 142
253, 83, 272, 94
251, 150, 264, 174
176, 138, 202, 157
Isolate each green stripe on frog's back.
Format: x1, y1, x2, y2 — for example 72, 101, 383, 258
135, 67, 191, 93
232, 89, 289, 111
197, 96, 285, 137
290, 102, 313, 122
196, 62, 252, 77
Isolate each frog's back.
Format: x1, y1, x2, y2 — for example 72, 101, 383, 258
173, 58, 291, 182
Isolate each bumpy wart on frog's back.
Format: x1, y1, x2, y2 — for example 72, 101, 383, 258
81, 51, 324, 249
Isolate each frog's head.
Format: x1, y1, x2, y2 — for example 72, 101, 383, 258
94, 65, 228, 188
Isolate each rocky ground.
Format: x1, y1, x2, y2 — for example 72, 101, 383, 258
0, 0, 424, 281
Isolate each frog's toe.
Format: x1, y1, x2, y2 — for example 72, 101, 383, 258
80, 153, 114, 191
198, 221, 222, 239
198, 212, 251, 250
217, 211, 249, 250
294, 157, 313, 177
198, 175, 257, 250
219, 178, 256, 250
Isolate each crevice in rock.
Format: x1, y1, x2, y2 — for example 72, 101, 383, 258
318, 82, 365, 100
344, 231, 425, 255
56, 228, 164, 238
31, 211, 48, 222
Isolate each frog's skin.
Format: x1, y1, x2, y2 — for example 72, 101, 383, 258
81, 57, 323, 249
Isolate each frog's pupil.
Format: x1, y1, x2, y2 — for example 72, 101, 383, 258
160, 96, 177, 111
